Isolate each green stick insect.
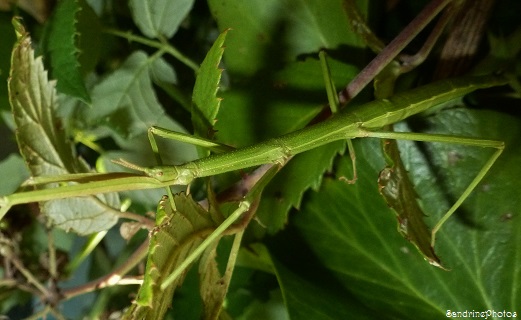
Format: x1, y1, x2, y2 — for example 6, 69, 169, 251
1, 74, 507, 242
0, 16, 509, 300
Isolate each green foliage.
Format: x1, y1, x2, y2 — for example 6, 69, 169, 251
209, 0, 365, 231
42, 0, 93, 102
85, 51, 176, 138
0, 0, 520, 319
8, 19, 119, 234
271, 109, 521, 319
192, 29, 227, 142
129, 0, 196, 39
123, 194, 225, 319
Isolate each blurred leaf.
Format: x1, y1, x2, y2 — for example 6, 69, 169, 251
129, 0, 195, 39
0, 0, 53, 23
0, 286, 31, 315
269, 108, 521, 318
43, 0, 90, 102
236, 289, 289, 320
0, 13, 16, 114
150, 55, 177, 84
42, 192, 120, 234
0, 154, 28, 195
192, 29, 227, 141
215, 58, 359, 146
8, 19, 119, 234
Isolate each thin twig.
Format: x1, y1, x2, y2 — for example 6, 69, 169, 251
104, 28, 199, 71
340, 0, 452, 104
61, 237, 150, 300
399, 2, 458, 72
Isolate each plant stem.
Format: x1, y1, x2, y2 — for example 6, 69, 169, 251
340, 0, 452, 104
62, 237, 150, 299
47, 226, 58, 279
104, 28, 199, 71
398, 3, 457, 72
1, 242, 49, 296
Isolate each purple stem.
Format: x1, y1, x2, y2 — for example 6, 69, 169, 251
339, 0, 452, 104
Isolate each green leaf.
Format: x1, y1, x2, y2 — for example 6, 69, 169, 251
257, 142, 345, 232
192, 29, 227, 141
86, 51, 178, 138
208, 0, 367, 232
8, 19, 119, 234
124, 193, 225, 319
42, 193, 120, 234
0, 155, 28, 196
269, 242, 376, 320
43, 0, 91, 102
217, 57, 359, 232
198, 235, 232, 319
75, 0, 102, 76
208, 0, 364, 76
129, 0, 195, 39
150, 55, 177, 84
269, 108, 521, 318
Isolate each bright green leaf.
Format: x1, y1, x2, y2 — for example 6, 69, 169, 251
192, 29, 227, 141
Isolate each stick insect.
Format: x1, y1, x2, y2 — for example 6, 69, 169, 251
2, 15, 509, 289
1, 73, 507, 249
2, 2, 516, 318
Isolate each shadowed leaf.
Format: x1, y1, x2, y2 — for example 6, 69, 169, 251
43, 0, 91, 102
